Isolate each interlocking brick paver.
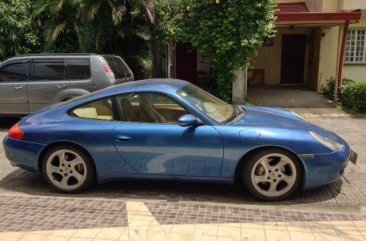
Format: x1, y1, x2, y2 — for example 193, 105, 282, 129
0, 195, 128, 232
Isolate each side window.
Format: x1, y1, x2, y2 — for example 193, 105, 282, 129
33, 62, 66, 81
118, 93, 188, 124
0, 63, 29, 82
67, 58, 91, 79
70, 97, 116, 121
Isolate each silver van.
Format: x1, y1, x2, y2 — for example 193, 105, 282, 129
0, 54, 134, 116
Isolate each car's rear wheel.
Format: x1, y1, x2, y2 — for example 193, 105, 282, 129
42, 145, 94, 193
243, 149, 302, 201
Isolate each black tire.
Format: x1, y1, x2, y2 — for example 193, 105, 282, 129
242, 148, 302, 201
42, 145, 94, 193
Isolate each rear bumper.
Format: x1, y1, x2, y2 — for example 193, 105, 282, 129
2, 136, 45, 172
301, 147, 356, 188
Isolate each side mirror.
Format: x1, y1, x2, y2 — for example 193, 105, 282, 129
178, 114, 201, 127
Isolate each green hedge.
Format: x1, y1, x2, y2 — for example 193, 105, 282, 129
321, 77, 336, 100
340, 81, 366, 113
322, 78, 366, 113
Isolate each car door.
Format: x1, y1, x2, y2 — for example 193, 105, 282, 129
28, 59, 71, 112
67, 57, 93, 94
0, 61, 30, 114
112, 92, 224, 177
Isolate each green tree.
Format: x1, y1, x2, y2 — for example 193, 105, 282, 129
34, 0, 153, 78
155, 0, 276, 101
0, 0, 40, 60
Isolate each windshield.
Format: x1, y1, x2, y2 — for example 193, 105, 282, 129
177, 84, 234, 123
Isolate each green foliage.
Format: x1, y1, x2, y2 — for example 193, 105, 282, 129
155, 0, 276, 101
322, 77, 366, 113
321, 77, 336, 100
33, 0, 152, 79
0, 0, 41, 60
340, 81, 366, 113
322, 77, 355, 100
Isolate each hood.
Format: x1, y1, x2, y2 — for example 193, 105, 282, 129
250, 106, 303, 120
231, 106, 304, 129
230, 106, 342, 142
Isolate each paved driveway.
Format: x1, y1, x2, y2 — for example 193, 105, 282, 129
248, 85, 348, 117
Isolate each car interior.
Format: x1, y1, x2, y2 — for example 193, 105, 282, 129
119, 93, 187, 124
71, 93, 188, 124
72, 98, 115, 121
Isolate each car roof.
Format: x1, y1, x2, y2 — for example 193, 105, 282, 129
100, 79, 188, 96
15, 53, 99, 57
6, 53, 119, 61
41, 79, 189, 113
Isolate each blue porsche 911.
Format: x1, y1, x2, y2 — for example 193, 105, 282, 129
3, 79, 357, 200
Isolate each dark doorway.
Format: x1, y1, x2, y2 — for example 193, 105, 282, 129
281, 34, 306, 84
176, 43, 197, 83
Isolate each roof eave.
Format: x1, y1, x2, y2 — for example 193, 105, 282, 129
275, 10, 362, 25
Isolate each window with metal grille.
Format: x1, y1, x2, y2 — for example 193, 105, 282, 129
346, 30, 366, 63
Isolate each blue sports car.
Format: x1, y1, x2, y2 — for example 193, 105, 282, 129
3, 79, 357, 200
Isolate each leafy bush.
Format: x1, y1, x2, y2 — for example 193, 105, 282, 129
322, 77, 336, 100
155, 0, 276, 101
340, 81, 366, 113
322, 77, 355, 100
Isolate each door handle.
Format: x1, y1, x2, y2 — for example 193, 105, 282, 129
115, 135, 131, 142
14, 85, 24, 90
57, 84, 66, 89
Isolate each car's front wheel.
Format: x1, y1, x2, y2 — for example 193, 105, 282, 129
243, 149, 302, 201
42, 145, 94, 193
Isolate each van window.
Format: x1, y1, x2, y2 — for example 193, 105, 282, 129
103, 56, 131, 79
0, 63, 29, 82
33, 62, 66, 81
67, 58, 91, 79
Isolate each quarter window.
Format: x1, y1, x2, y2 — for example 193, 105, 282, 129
71, 98, 116, 121
0, 63, 29, 82
33, 62, 66, 80
346, 30, 366, 63
67, 58, 91, 79
118, 93, 187, 124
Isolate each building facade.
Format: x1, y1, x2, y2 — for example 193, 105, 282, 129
252, 0, 365, 94
164, 0, 365, 102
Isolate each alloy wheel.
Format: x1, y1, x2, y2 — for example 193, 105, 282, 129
250, 153, 297, 198
45, 149, 87, 191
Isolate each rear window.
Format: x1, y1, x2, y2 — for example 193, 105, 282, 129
103, 56, 131, 79
33, 62, 66, 81
67, 58, 90, 79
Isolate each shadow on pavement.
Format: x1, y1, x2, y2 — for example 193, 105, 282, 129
0, 117, 20, 130
0, 168, 342, 206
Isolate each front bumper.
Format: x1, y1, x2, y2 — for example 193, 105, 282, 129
2, 136, 45, 172
300, 147, 357, 189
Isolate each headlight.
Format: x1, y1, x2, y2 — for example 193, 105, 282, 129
310, 131, 344, 152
